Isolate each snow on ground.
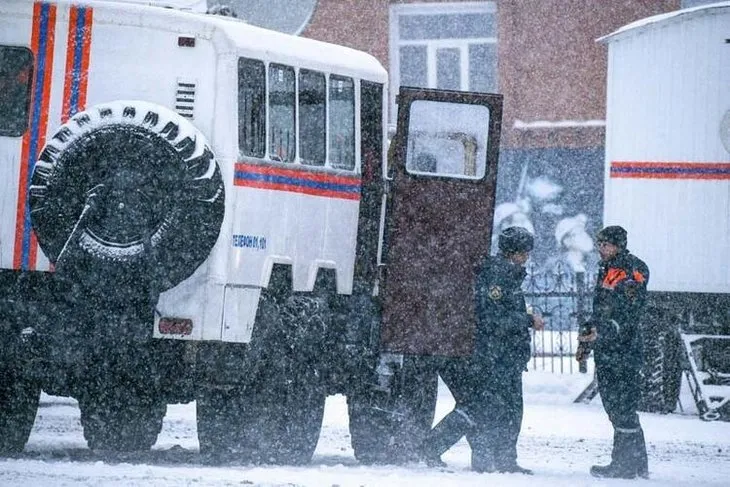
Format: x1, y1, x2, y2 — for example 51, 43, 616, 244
1, 362, 729, 487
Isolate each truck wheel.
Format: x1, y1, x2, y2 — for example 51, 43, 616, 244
78, 386, 166, 451
196, 386, 248, 461
0, 364, 41, 454
197, 291, 327, 465
242, 360, 326, 465
348, 356, 438, 464
640, 326, 683, 414
77, 352, 167, 452
30, 100, 224, 291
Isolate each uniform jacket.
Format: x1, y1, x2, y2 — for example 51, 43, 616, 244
591, 249, 650, 357
474, 254, 532, 367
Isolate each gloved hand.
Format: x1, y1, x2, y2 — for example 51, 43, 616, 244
575, 342, 592, 362
575, 322, 596, 361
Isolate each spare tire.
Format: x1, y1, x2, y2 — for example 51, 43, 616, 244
30, 100, 224, 291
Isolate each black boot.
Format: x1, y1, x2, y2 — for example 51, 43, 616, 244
497, 463, 533, 475
590, 463, 636, 479
419, 408, 472, 468
468, 432, 495, 473
634, 428, 649, 478
590, 430, 646, 479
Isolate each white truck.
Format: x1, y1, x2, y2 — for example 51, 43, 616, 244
0, 0, 504, 461
600, 2, 730, 420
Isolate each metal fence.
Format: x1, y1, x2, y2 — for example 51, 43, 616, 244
523, 261, 596, 374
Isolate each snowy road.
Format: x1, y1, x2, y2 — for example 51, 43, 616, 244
1, 371, 729, 487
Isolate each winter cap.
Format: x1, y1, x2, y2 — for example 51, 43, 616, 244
596, 225, 627, 249
498, 226, 535, 254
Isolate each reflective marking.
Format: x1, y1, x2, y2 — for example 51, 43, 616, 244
234, 162, 361, 200
62, 5, 93, 122
13, 2, 57, 270
611, 161, 730, 180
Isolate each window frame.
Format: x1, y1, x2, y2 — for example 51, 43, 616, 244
238, 57, 267, 158
237, 57, 362, 173
268, 62, 297, 163
388, 2, 497, 122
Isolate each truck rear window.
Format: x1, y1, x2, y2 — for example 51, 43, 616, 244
0, 46, 33, 137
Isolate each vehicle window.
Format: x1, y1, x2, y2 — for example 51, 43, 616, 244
405, 99, 490, 180
329, 75, 355, 170
269, 63, 296, 162
298, 69, 326, 166
238, 57, 266, 158
0, 46, 34, 137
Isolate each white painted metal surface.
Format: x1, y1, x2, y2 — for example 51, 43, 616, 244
0, 0, 387, 342
600, 3, 730, 293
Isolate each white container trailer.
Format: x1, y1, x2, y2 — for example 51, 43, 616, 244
600, 2, 730, 419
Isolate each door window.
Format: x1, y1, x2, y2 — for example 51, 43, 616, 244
405, 100, 490, 179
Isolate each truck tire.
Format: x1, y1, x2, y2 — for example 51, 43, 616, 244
348, 356, 438, 464
0, 363, 41, 454
640, 327, 683, 414
240, 355, 326, 465
30, 100, 224, 291
197, 290, 327, 465
78, 381, 166, 451
76, 345, 167, 452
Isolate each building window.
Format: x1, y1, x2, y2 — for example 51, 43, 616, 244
0, 46, 34, 137
389, 2, 497, 121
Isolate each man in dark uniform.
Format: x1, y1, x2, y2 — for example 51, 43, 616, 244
419, 226, 543, 473
577, 225, 650, 479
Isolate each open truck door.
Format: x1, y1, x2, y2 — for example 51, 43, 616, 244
382, 87, 503, 357
346, 87, 503, 465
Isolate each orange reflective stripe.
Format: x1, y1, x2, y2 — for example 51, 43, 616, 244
632, 270, 646, 283
602, 268, 627, 288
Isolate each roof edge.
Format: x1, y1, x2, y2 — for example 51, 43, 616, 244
597, 1, 730, 44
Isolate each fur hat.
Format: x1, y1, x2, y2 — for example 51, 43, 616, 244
596, 225, 627, 249
498, 226, 535, 254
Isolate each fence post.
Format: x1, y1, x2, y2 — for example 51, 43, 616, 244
576, 271, 588, 373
